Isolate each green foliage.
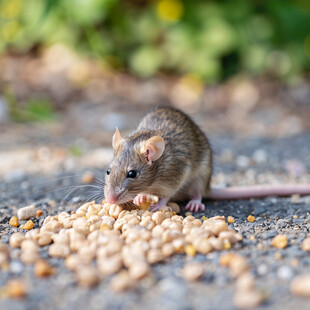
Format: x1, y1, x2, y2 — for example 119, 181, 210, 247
68, 145, 83, 157
4, 90, 57, 122
1, 0, 310, 82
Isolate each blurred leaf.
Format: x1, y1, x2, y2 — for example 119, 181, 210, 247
1, 0, 310, 82
7, 94, 58, 123
129, 46, 163, 78
69, 145, 83, 157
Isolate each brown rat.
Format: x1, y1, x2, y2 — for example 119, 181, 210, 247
104, 106, 310, 212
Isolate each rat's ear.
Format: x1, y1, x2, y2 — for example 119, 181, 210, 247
140, 136, 165, 163
112, 127, 123, 150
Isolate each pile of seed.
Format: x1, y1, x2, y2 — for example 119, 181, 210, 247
6, 201, 243, 291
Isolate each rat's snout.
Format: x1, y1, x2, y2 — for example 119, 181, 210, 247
104, 186, 122, 204
107, 194, 118, 204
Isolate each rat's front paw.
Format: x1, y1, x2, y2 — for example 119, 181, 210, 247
148, 198, 168, 212
133, 194, 148, 206
185, 200, 205, 212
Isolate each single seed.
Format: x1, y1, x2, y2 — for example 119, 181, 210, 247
21, 239, 37, 252
36, 210, 43, 217
147, 249, 165, 264
36, 233, 52, 246
65, 254, 82, 271
34, 259, 55, 277
9, 216, 19, 227
41, 221, 62, 233
302, 238, 310, 251
192, 238, 213, 254
162, 243, 174, 257
20, 220, 34, 230
9, 233, 25, 248
247, 215, 255, 223
182, 262, 204, 281
49, 243, 70, 258
230, 255, 250, 277
20, 250, 38, 264
290, 274, 310, 297
18, 205, 37, 220
82, 171, 94, 184
110, 270, 134, 292
6, 279, 27, 299
128, 261, 150, 280
233, 289, 265, 309
76, 265, 100, 288
185, 244, 196, 257
272, 234, 288, 249
98, 255, 123, 275
227, 216, 235, 223
235, 272, 255, 291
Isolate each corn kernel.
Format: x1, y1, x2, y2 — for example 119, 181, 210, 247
272, 234, 288, 249
223, 240, 231, 250
20, 220, 34, 230
247, 215, 255, 223
9, 216, 19, 227
227, 216, 235, 223
185, 244, 196, 257
36, 210, 43, 217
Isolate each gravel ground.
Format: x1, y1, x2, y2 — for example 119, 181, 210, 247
0, 132, 310, 310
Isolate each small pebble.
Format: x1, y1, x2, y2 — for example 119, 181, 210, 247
277, 265, 294, 280
10, 261, 23, 274
257, 264, 268, 276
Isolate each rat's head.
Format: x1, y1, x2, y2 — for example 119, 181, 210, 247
104, 128, 165, 204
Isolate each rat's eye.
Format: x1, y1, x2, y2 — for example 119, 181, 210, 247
127, 170, 137, 178
106, 168, 111, 175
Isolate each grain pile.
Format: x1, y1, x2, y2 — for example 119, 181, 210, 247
6, 200, 244, 291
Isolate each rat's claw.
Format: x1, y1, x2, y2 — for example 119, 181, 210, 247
185, 200, 205, 213
133, 194, 148, 206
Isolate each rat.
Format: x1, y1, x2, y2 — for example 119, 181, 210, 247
104, 106, 310, 212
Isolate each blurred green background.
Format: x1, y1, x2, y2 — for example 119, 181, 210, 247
1, 0, 310, 83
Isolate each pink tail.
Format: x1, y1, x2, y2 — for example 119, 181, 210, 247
207, 184, 310, 200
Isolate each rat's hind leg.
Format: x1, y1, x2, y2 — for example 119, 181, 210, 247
185, 193, 205, 212
180, 172, 210, 213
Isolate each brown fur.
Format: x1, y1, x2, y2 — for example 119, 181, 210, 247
104, 106, 212, 204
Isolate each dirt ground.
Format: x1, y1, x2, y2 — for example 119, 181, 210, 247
0, 54, 310, 309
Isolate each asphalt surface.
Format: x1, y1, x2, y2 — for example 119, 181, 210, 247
0, 132, 310, 310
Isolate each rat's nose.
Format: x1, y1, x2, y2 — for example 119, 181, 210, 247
105, 191, 119, 204
107, 195, 117, 204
